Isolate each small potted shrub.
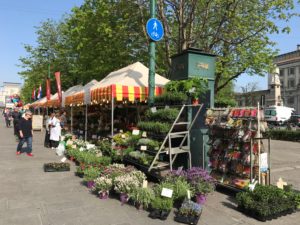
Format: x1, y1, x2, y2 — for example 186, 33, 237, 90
175, 200, 202, 224
83, 166, 101, 188
93, 176, 113, 199
131, 187, 154, 210
149, 196, 173, 220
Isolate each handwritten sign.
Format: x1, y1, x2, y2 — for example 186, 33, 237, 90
132, 130, 140, 135
140, 146, 147, 151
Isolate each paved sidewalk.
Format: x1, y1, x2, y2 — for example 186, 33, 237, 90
0, 119, 299, 225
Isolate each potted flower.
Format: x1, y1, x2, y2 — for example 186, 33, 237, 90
131, 187, 154, 210
149, 197, 173, 220
83, 166, 101, 188
175, 200, 202, 224
93, 176, 113, 199
114, 171, 146, 205
192, 179, 215, 204
44, 162, 70, 172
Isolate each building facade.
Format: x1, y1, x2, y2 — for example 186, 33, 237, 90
0, 82, 22, 107
272, 45, 300, 113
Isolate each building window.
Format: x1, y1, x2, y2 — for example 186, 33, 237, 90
288, 79, 295, 88
280, 69, 284, 76
288, 67, 295, 75
288, 97, 294, 104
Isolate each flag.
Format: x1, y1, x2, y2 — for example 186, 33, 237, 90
46, 78, 51, 100
55, 71, 62, 105
37, 84, 42, 99
32, 87, 36, 100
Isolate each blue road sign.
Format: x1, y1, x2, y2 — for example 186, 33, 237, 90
146, 18, 164, 42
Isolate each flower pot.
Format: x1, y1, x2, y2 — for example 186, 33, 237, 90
120, 193, 129, 205
192, 99, 199, 105
99, 191, 109, 199
135, 202, 143, 210
196, 194, 207, 205
86, 181, 95, 189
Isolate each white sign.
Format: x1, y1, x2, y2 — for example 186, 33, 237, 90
79, 130, 83, 134
187, 190, 191, 200
142, 132, 147, 138
61, 157, 67, 162
119, 129, 123, 133
151, 107, 157, 113
161, 188, 173, 198
260, 153, 268, 172
132, 130, 140, 135
92, 135, 97, 139
121, 134, 126, 139
142, 180, 148, 188
140, 146, 147, 151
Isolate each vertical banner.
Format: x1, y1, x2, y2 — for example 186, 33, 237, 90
32, 87, 36, 100
55, 71, 62, 105
46, 78, 51, 100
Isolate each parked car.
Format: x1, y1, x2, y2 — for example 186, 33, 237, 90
285, 114, 300, 127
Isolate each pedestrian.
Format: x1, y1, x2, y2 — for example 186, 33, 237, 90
16, 110, 34, 156
44, 113, 53, 148
11, 107, 21, 137
49, 112, 61, 149
3, 108, 11, 127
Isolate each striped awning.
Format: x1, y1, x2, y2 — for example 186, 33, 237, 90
91, 84, 163, 103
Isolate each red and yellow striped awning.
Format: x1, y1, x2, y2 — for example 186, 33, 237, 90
45, 99, 60, 108
65, 92, 84, 106
91, 84, 163, 103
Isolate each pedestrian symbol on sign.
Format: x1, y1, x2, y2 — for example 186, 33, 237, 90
146, 18, 164, 42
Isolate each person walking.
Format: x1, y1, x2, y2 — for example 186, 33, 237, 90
49, 113, 61, 149
44, 113, 53, 148
3, 108, 11, 127
16, 110, 34, 156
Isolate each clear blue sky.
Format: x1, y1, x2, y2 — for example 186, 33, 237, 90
0, 0, 299, 91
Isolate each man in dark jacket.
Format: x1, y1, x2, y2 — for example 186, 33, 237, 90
17, 111, 34, 156
12, 107, 21, 137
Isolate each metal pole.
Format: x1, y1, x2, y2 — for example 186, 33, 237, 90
85, 104, 88, 141
70, 106, 73, 134
148, 0, 156, 106
111, 97, 114, 138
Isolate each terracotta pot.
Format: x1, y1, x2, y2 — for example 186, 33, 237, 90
192, 99, 199, 105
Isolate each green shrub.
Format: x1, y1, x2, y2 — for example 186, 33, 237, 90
137, 121, 171, 134
145, 108, 179, 123
83, 166, 101, 182
266, 130, 300, 142
154, 92, 188, 105
151, 196, 173, 211
131, 187, 154, 209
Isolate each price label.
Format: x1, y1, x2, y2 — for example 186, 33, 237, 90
61, 157, 67, 162
161, 188, 173, 198
151, 107, 157, 113
121, 134, 126, 139
187, 190, 191, 200
119, 129, 123, 133
132, 130, 140, 135
142, 131, 147, 138
140, 145, 147, 151
142, 180, 148, 188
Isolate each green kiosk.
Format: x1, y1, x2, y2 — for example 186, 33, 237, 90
170, 48, 216, 170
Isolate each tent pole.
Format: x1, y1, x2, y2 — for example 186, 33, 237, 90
70, 106, 73, 134
85, 104, 88, 141
111, 97, 114, 138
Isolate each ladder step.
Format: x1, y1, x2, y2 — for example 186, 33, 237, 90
166, 146, 190, 155
169, 131, 189, 135
169, 134, 185, 138
152, 162, 170, 168
174, 122, 190, 125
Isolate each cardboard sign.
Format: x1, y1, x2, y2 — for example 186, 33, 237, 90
161, 188, 173, 198
140, 146, 147, 151
151, 107, 157, 113
142, 180, 148, 188
187, 190, 191, 200
142, 131, 147, 138
132, 130, 140, 135
61, 157, 67, 162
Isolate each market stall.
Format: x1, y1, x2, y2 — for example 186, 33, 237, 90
90, 61, 169, 137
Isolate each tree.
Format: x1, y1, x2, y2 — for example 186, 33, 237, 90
155, 0, 298, 95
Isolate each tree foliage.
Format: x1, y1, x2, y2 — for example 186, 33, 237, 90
19, 0, 298, 103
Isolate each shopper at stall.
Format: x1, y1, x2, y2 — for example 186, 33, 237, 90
44, 113, 53, 148
49, 113, 61, 149
16, 110, 33, 156
12, 107, 21, 138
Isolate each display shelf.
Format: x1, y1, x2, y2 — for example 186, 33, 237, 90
206, 104, 271, 190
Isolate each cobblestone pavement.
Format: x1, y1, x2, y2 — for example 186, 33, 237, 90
0, 119, 299, 225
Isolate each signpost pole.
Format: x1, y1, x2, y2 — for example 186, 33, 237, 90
148, 0, 156, 106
